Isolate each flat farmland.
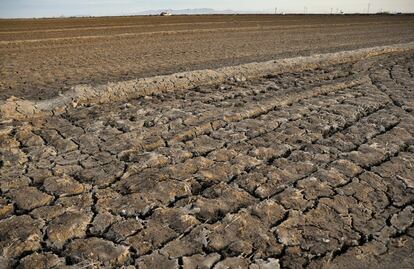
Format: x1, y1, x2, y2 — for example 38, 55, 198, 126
1, 15, 414, 100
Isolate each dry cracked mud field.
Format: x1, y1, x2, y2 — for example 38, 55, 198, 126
1, 15, 414, 269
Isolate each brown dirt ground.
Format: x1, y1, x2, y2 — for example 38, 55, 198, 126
1, 50, 413, 269
1, 15, 414, 100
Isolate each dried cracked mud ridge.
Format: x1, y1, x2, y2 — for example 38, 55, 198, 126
1, 47, 414, 268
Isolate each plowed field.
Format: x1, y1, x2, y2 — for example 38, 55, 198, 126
1, 15, 414, 100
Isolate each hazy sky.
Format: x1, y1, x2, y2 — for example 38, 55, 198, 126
0, 0, 413, 18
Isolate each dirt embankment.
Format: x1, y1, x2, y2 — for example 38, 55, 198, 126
1, 42, 413, 121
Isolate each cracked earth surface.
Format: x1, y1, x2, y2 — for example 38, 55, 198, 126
1, 52, 414, 268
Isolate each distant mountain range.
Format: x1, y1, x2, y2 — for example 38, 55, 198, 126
137, 8, 239, 15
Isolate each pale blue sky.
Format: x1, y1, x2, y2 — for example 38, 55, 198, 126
0, 0, 413, 18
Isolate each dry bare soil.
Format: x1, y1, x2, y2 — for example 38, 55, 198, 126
1, 15, 414, 100
0, 15, 414, 269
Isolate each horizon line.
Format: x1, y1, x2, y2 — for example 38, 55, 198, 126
1, 12, 412, 20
